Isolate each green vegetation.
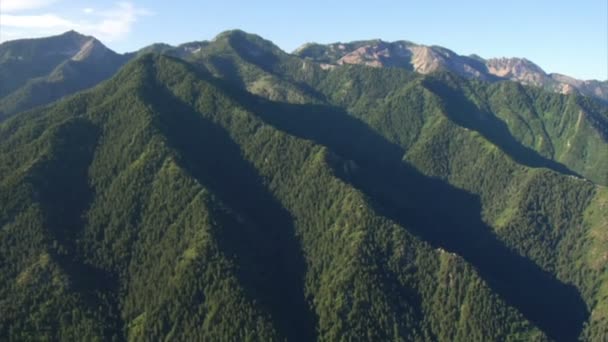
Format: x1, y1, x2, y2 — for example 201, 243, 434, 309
0, 31, 127, 120
1, 30, 607, 341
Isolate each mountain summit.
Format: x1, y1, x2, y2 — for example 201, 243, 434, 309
294, 40, 608, 102
0, 31, 127, 118
0, 29, 607, 341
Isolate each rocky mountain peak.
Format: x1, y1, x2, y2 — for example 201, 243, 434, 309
337, 41, 395, 67
485, 57, 548, 86
294, 37, 607, 102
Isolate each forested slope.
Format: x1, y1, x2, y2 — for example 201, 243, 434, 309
1, 30, 607, 341
0, 54, 548, 341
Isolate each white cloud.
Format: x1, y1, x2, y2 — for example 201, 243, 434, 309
1, 0, 57, 13
91, 2, 153, 42
1, 14, 74, 29
0, 2, 152, 43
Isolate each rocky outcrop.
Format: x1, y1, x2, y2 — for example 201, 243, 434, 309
295, 40, 608, 103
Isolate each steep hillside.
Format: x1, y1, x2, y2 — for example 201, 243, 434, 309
0, 31, 127, 119
197, 31, 608, 185
127, 41, 209, 59
295, 40, 608, 102
0, 30, 90, 97
305, 64, 608, 341
185, 31, 608, 340
1, 30, 607, 341
0, 53, 551, 341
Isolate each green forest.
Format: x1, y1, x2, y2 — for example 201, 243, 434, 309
0, 30, 607, 341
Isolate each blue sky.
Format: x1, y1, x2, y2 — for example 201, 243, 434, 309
1, 0, 606, 80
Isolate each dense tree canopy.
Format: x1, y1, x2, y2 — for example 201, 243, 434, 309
0, 30, 607, 341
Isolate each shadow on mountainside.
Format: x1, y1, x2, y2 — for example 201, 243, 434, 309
145, 82, 317, 342
206, 76, 588, 341
29, 118, 123, 340
422, 77, 583, 179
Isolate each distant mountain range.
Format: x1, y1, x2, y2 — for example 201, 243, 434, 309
0, 31, 605, 121
294, 40, 608, 102
0, 30, 607, 341
0, 31, 128, 118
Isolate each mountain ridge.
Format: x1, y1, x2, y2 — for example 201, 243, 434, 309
0, 31, 128, 118
293, 39, 608, 102
0, 53, 552, 340
1, 29, 608, 341
1, 29, 605, 117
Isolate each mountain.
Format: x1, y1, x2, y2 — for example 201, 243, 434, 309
194, 32, 608, 340
126, 41, 209, 59
0, 53, 547, 341
294, 40, 608, 103
1, 30, 605, 117
0, 29, 607, 341
0, 31, 128, 119
189, 31, 608, 185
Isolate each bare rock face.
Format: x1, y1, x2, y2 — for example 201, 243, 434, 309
334, 42, 446, 72
334, 41, 490, 79
294, 40, 607, 103
485, 58, 550, 86
71, 38, 114, 62
337, 42, 403, 68
409, 45, 443, 73
551, 73, 584, 87
551, 73, 608, 100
